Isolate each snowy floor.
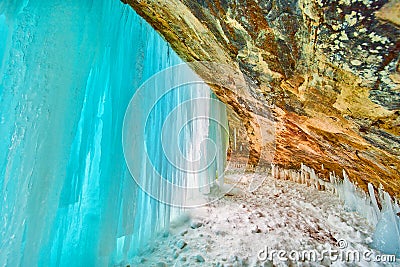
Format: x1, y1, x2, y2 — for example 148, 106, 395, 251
131, 174, 399, 267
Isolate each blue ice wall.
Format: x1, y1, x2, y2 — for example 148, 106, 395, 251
0, 0, 227, 266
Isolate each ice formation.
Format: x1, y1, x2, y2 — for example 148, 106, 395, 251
0, 0, 227, 266
271, 163, 336, 193
331, 171, 400, 257
272, 163, 400, 257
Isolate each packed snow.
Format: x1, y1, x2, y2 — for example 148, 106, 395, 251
128, 173, 399, 266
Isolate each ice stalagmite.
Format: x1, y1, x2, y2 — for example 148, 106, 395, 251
293, 164, 399, 257
371, 192, 400, 257
0, 0, 227, 266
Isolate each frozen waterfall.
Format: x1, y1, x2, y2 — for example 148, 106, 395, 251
0, 0, 227, 266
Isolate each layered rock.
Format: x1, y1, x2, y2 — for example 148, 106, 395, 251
124, 0, 400, 198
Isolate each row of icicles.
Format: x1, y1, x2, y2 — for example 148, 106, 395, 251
270, 163, 400, 257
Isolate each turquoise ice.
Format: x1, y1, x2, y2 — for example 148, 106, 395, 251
0, 0, 227, 266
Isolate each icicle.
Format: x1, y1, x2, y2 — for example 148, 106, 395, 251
271, 163, 275, 178
234, 127, 237, 150
368, 183, 380, 221
331, 171, 400, 257
371, 192, 400, 257
0, 0, 228, 265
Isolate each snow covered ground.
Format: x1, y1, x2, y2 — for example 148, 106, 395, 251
130, 174, 399, 266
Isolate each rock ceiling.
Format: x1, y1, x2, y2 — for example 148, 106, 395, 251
124, 0, 400, 198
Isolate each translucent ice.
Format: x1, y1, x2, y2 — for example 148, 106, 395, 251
371, 192, 400, 257
0, 0, 227, 266
298, 165, 399, 257
329, 170, 400, 257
